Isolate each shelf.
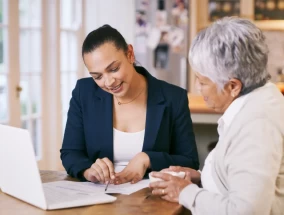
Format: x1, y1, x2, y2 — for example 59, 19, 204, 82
198, 20, 284, 31
254, 20, 284, 30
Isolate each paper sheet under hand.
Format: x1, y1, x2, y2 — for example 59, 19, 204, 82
43, 179, 150, 195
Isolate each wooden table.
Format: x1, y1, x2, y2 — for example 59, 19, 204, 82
0, 170, 191, 215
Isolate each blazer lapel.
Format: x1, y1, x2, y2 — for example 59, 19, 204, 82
141, 68, 166, 151
92, 87, 114, 161
143, 103, 165, 151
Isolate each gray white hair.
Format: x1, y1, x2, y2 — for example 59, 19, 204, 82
189, 17, 270, 95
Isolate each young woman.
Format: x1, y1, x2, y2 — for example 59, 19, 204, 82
60, 25, 199, 185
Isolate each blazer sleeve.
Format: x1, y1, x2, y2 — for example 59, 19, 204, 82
179, 118, 283, 215
144, 90, 199, 170
60, 80, 93, 180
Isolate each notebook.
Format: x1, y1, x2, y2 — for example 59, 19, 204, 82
0, 125, 116, 210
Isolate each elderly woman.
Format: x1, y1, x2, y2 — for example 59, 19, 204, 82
150, 17, 284, 215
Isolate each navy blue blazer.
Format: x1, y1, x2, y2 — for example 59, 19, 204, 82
60, 66, 199, 180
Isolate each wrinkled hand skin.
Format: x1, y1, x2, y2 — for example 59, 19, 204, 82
149, 169, 192, 203
161, 166, 201, 184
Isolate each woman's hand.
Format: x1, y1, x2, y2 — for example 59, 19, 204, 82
83, 157, 115, 184
162, 166, 201, 184
114, 152, 150, 184
149, 171, 192, 203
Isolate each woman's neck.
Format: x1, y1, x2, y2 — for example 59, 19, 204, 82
119, 72, 147, 103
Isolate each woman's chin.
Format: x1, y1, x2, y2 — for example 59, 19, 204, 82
205, 102, 216, 111
112, 88, 127, 98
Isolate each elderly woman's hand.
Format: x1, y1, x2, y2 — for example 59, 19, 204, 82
149, 171, 192, 203
161, 166, 201, 185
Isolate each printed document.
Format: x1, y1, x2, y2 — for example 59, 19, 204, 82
43, 179, 150, 196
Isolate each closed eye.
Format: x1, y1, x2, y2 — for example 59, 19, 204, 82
110, 67, 119, 72
94, 75, 102, 80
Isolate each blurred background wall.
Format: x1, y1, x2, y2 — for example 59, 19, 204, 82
0, 0, 283, 170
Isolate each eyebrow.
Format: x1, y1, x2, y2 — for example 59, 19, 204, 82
89, 61, 118, 75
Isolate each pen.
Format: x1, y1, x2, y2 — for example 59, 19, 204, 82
145, 194, 151, 199
105, 181, 110, 191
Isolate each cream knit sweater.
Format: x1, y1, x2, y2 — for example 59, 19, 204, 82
180, 83, 284, 215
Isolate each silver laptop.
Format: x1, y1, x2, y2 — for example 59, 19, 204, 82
0, 125, 116, 210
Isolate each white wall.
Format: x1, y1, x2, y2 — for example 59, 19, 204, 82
85, 0, 135, 45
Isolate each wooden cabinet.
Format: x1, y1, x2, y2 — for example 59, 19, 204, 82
188, 0, 284, 93
193, 0, 284, 30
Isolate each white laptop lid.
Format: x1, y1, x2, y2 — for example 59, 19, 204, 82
0, 125, 47, 209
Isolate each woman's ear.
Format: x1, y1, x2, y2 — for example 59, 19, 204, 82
127, 44, 135, 64
229, 78, 242, 98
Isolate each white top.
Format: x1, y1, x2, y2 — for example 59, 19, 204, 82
201, 90, 249, 194
113, 128, 145, 173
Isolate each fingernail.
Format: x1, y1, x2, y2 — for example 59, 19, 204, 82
111, 175, 115, 179
105, 181, 109, 184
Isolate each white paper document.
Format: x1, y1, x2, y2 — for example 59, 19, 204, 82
43, 179, 150, 196
43, 183, 116, 210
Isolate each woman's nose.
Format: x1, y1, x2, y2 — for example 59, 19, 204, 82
195, 80, 200, 89
105, 76, 115, 87
195, 80, 201, 94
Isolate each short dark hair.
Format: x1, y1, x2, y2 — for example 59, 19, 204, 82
82, 24, 128, 57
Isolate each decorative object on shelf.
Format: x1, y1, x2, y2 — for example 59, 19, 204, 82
208, 0, 240, 22
255, 0, 284, 20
